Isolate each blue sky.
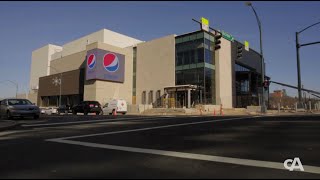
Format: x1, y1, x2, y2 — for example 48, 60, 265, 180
0, 1, 319, 98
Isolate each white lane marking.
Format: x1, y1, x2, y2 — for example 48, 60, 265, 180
261, 120, 320, 123
48, 139, 320, 175
47, 117, 258, 141
0, 130, 36, 137
22, 117, 172, 128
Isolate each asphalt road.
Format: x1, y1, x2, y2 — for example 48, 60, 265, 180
1, 114, 320, 178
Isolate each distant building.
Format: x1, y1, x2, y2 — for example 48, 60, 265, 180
272, 90, 283, 98
282, 89, 287, 96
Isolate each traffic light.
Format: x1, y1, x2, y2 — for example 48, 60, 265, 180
237, 45, 243, 59
263, 79, 270, 90
214, 33, 222, 51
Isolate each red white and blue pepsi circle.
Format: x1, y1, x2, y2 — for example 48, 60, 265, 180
87, 54, 96, 69
103, 53, 119, 72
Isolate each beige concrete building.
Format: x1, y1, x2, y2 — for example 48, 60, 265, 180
29, 29, 142, 107
29, 28, 264, 109
135, 35, 176, 106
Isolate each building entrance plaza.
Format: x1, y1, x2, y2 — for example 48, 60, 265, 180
164, 85, 198, 109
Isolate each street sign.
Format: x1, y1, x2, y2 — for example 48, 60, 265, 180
201, 17, 209, 32
245, 41, 249, 51
221, 31, 234, 42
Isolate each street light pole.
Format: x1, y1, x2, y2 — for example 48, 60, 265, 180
49, 66, 62, 107
59, 73, 62, 107
0, 80, 18, 98
8, 80, 18, 98
246, 2, 266, 113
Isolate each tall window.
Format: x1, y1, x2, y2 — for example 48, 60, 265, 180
197, 48, 204, 63
205, 68, 215, 104
240, 80, 249, 93
142, 91, 146, 105
155, 90, 161, 107
177, 52, 183, 66
190, 50, 195, 64
132, 47, 137, 104
149, 90, 153, 104
156, 90, 161, 99
183, 51, 190, 65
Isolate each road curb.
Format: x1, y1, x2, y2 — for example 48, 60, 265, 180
0, 120, 20, 131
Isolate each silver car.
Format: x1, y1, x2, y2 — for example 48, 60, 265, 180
0, 99, 40, 120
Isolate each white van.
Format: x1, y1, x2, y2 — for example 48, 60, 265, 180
103, 99, 127, 115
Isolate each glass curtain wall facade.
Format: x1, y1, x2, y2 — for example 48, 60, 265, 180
175, 31, 216, 105
235, 63, 261, 107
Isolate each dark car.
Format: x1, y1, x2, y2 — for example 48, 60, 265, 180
57, 105, 72, 115
0, 99, 40, 120
72, 101, 102, 115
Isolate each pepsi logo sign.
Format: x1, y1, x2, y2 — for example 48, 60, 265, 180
87, 54, 96, 69
86, 48, 125, 82
103, 53, 119, 72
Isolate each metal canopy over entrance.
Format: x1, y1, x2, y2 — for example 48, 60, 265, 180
164, 84, 198, 108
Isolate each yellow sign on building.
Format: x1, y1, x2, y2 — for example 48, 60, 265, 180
245, 41, 249, 51
201, 17, 209, 32
201, 17, 209, 26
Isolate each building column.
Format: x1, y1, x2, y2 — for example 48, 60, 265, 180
200, 90, 202, 104
188, 89, 191, 108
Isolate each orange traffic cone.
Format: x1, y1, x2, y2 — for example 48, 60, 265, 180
213, 109, 216, 116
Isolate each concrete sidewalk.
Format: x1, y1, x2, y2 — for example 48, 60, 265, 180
0, 120, 19, 131
129, 109, 320, 116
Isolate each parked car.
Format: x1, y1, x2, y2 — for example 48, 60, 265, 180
0, 98, 40, 120
72, 101, 102, 115
40, 107, 46, 114
103, 99, 127, 115
57, 105, 72, 115
38, 107, 59, 115
46, 107, 58, 114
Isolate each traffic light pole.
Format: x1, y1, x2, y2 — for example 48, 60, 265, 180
295, 21, 320, 108
192, 19, 222, 37
296, 32, 303, 107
